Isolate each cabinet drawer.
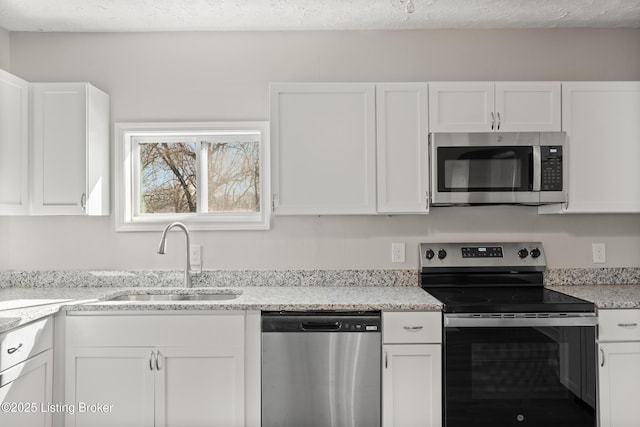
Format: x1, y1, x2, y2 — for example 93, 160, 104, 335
0, 317, 53, 372
383, 311, 441, 344
66, 312, 245, 347
599, 309, 640, 342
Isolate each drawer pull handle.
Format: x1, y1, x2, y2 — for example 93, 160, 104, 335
7, 343, 23, 354
403, 326, 424, 332
618, 323, 638, 328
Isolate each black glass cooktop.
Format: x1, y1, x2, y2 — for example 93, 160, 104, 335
423, 286, 595, 314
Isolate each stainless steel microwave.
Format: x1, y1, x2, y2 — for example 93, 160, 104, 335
430, 132, 567, 206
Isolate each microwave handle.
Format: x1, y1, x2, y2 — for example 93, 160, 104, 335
426, 134, 432, 212
532, 146, 541, 192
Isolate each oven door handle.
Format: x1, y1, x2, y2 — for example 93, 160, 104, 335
444, 315, 598, 328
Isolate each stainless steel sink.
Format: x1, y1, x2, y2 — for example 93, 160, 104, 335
106, 292, 241, 302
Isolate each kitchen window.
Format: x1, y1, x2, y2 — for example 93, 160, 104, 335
115, 122, 270, 231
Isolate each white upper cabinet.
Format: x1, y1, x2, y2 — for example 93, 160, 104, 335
429, 82, 494, 132
495, 82, 561, 132
270, 83, 376, 215
429, 82, 561, 133
31, 82, 110, 215
0, 69, 29, 215
543, 82, 640, 214
376, 83, 430, 214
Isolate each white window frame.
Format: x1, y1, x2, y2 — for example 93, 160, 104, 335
115, 121, 270, 232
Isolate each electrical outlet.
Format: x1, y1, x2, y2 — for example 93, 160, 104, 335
190, 244, 202, 269
392, 243, 406, 263
592, 243, 606, 264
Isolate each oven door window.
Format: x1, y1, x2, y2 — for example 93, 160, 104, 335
437, 146, 533, 192
445, 326, 596, 427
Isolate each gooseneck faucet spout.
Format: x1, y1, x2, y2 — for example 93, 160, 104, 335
157, 222, 192, 288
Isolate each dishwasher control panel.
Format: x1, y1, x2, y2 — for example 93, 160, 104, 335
262, 311, 381, 333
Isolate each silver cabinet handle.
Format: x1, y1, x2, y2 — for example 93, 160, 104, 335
403, 326, 424, 332
7, 343, 23, 354
384, 351, 388, 369
600, 348, 605, 367
155, 350, 162, 371
618, 323, 638, 328
80, 193, 87, 211
490, 112, 495, 130
149, 351, 155, 371
497, 112, 501, 130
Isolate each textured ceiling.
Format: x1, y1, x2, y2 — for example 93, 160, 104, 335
1, 0, 639, 32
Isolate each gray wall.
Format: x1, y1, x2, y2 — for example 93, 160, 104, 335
4, 29, 640, 270
0, 28, 9, 70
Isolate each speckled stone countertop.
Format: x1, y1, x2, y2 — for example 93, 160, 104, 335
548, 284, 640, 310
0, 286, 441, 334
2, 268, 640, 334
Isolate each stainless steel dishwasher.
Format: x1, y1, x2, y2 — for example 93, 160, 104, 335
261, 311, 381, 427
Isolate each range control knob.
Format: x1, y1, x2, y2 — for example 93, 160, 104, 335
518, 248, 529, 259
438, 249, 447, 260
425, 249, 435, 260
530, 248, 541, 258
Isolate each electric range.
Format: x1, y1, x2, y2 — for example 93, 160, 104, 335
419, 242, 597, 427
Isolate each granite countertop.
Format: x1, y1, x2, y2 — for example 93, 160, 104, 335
2, 277, 640, 335
0, 286, 442, 333
548, 284, 640, 310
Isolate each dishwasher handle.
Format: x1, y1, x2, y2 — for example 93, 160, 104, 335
301, 321, 341, 331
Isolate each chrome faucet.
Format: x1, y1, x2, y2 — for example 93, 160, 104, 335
157, 222, 192, 288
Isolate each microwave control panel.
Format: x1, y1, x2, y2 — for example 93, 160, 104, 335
540, 146, 563, 192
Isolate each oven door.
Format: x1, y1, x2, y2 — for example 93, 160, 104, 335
444, 319, 597, 427
431, 133, 540, 205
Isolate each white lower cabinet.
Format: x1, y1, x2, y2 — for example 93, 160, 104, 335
0, 317, 54, 427
598, 309, 640, 427
0, 349, 53, 427
383, 344, 441, 427
382, 311, 442, 427
598, 342, 640, 427
65, 312, 247, 427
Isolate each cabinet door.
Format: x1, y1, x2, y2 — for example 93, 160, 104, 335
598, 342, 640, 427
65, 347, 155, 427
31, 83, 109, 215
32, 83, 88, 215
383, 344, 442, 427
561, 82, 640, 213
376, 83, 430, 213
0, 69, 29, 215
0, 350, 53, 427
428, 82, 494, 132
271, 83, 376, 214
155, 346, 245, 427
495, 82, 561, 132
